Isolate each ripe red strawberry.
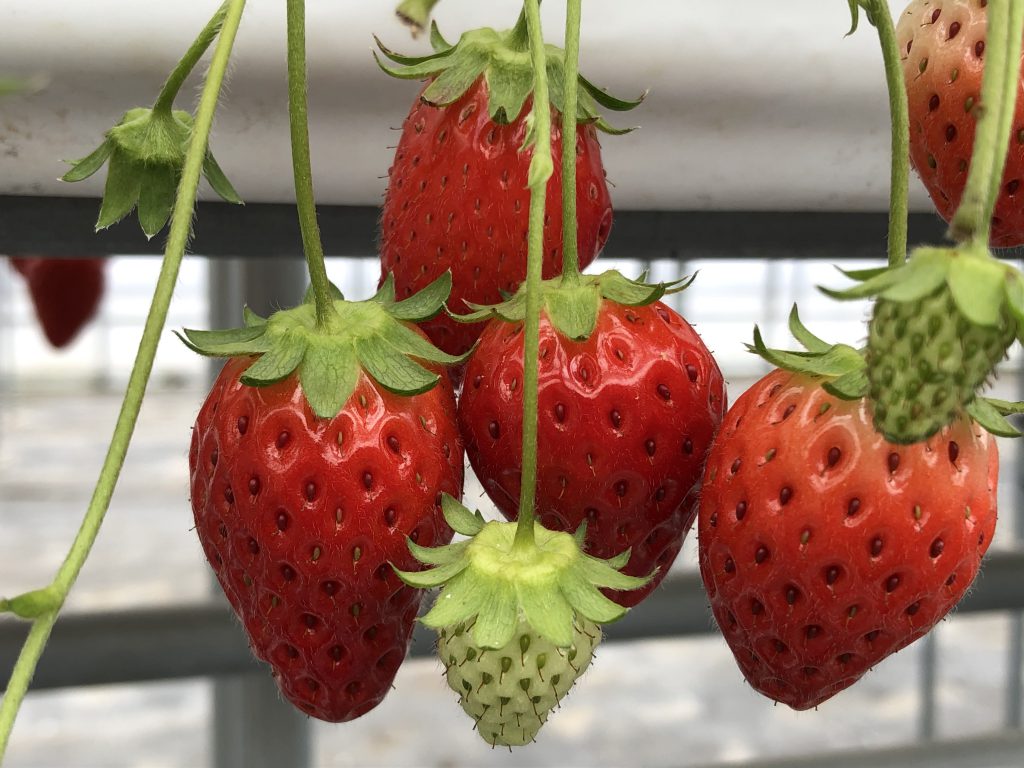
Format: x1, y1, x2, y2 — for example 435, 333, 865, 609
459, 299, 726, 607
698, 369, 997, 710
898, 0, 1024, 246
189, 350, 464, 720
381, 85, 611, 357
10, 256, 106, 348
375, 16, 641, 359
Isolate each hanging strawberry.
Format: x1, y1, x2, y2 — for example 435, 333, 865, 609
374, 9, 642, 358
9, 257, 106, 348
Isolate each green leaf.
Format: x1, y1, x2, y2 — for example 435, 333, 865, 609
61, 139, 113, 183
240, 333, 307, 385
204, 151, 243, 204
598, 271, 666, 307
372, 273, 397, 305
471, 579, 519, 649
967, 397, 1021, 438
421, 569, 490, 628
577, 553, 646, 591
356, 337, 440, 394
299, 340, 358, 418
558, 568, 626, 624
389, 272, 452, 321
577, 74, 645, 112
392, 557, 470, 589
517, 580, 575, 648
545, 283, 601, 340
136, 163, 177, 238
96, 150, 142, 230
407, 539, 469, 566
948, 256, 1006, 327
441, 494, 485, 536
422, 53, 488, 105
788, 304, 830, 353
178, 325, 270, 356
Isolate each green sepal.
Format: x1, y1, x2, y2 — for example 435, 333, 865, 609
1005, 272, 1024, 327
300, 340, 358, 419
546, 282, 602, 340
61, 139, 113, 183
389, 271, 453, 321
788, 305, 830, 354
243, 307, 267, 328
177, 325, 270, 356
302, 281, 345, 304
356, 337, 439, 395
203, 151, 243, 205
404, 497, 651, 649
822, 368, 869, 400
240, 332, 307, 385
441, 493, 486, 536
136, 162, 177, 238
380, 320, 471, 366
374, 17, 642, 134
747, 326, 863, 378
373, 273, 397, 305
395, 0, 443, 36
966, 397, 1022, 438
96, 148, 143, 230
948, 255, 1006, 328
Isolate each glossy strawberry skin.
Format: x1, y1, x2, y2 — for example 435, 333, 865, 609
380, 80, 613, 358
698, 370, 998, 710
10, 256, 106, 348
459, 301, 726, 607
189, 356, 464, 721
899, 0, 1024, 246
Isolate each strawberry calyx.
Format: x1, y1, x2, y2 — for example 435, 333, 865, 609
62, 106, 241, 238
395, 0, 442, 36
178, 272, 468, 419
394, 494, 649, 650
452, 270, 693, 342
373, 12, 643, 135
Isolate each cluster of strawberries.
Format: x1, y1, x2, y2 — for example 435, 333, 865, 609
179, 0, 1013, 747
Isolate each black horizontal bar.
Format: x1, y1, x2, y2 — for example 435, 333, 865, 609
2, 550, 1022, 691
0, 194, 954, 261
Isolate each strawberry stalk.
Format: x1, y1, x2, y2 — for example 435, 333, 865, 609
0, 0, 247, 757
559, 0, 583, 282
949, 0, 1024, 248
513, 0, 554, 551
152, 1, 230, 115
286, 0, 335, 327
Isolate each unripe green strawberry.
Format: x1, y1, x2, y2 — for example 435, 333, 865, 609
438, 617, 599, 747
868, 286, 1015, 444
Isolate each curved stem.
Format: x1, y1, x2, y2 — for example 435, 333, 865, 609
870, 0, 909, 266
286, 0, 335, 326
949, 0, 1021, 248
153, 1, 230, 114
559, 0, 583, 282
513, 0, 553, 552
0, 0, 247, 758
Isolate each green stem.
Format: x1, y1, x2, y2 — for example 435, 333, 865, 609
0, 0, 247, 758
870, 0, 909, 266
152, 1, 230, 114
559, 0, 582, 282
513, 0, 553, 552
987, 1, 1024, 222
949, 0, 1022, 249
286, 0, 335, 327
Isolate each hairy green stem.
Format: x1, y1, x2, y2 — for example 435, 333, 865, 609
153, 1, 230, 114
0, 0, 247, 758
987, 1, 1024, 221
949, 0, 1021, 248
869, 0, 909, 266
513, 0, 553, 552
559, 0, 582, 281
286, 0, 335, 325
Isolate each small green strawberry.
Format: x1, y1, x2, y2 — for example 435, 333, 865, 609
438, 617, 599, 747
824, 246, 1024, 443
395, 495, 646, 747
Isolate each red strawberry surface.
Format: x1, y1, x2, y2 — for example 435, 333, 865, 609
380, 81, 613, 358
698, 369, 998, 710
10, 256, 106, 348
898, 0, 1024, 246
458, 300, 726, 607
189, 356, 464, 721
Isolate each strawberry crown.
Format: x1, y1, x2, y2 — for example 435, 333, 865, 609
453, 269, 693, 342
394, 494, 649, 649
178, 272, 469, 419
374, 11, 643, 135
751, 303, 1024, 442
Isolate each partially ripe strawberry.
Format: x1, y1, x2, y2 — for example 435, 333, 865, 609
698, 369, 997, 710
190, 357, 463, 721
898, 0, 1024, 246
